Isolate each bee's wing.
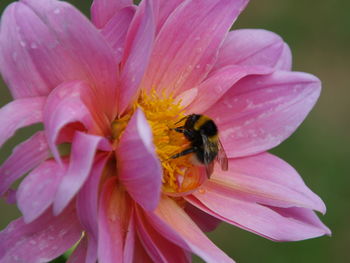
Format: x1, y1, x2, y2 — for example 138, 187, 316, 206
201, 134, 217, 178
217, 138, 228, 171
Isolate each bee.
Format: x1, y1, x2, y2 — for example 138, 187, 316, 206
170, 114, 228, 178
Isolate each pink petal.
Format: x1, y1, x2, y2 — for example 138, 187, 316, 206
98, 177, 132, 263
53, 132, 109, 215
1, 1, 118, 119
0, 97, 45, 148
123, 212, 135, 263
119, 0, 156, 114
213, 29, 287, 71
136, 207, 191, 263
156, 0, 184, 34
17, 160, 66, 223
187, 65, 272, 113
133, 235, 153, 263
188, 183, 330, 241
205, 71, 321, 158
140, 0, 248, 95
147, 196, 235, 263
117, 108, 162, 211
0, 131, 50, 195
91, 0, 133, 28
0, 204, 82, 263
211, 153, 326, 213
184, 203, 221, 232
76, 153, 110, 240
275, 43, 292, 70
67, 236, 88, 263
100, 6, 136, 62
43, 81, 94, 164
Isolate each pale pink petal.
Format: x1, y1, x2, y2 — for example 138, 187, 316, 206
156, 0, 184, 34
147, 196, 235, 263
188, 183, 330, 241
76, 153, 109, 240
205, 71, 321, 157
1, 1, 118, 118
275, 43, 292, 70
185, 203, 221, 232
123, 212, 135, 263
100, 6, 135, 62
119, 0, 156, 114
187, 65, 272, 113
17, 160, 66, 223
136, 207, 191, 263
213, 29, 287, 71
211, 153, 326, 213
67, 236, 88, 263
43, 81, 94, 164
98, 177, 132, 263
53, 132, 109, 215
0, 204, 82, 263
141, 0, 248, 95
91, 0, 133, 28
0, 131, 49, 195
117, 108, 162, 211
0, 97, 45, 148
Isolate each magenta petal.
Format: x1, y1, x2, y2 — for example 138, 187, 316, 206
91, 0, 133, 28
213, 29, 287, 70
76, 153, 109, 240
141, 0, 248, 95
67, 236, 88, 263
156, 0, 185, 34
123, 212, 135, 263
1, 1, 118, 118
147, 196, 235, 263
53, 132, 108, 215
0, 204, 82, 263
0, 131, 50, 195
17, 160, 66, 223
189, 183, 330, 241
117, 108, 162, 211
188, 65, 272, 113
98, 177, 130, 263
275, 43, 292, 70
0, 97, 45, 148
44, 81, 94, 164
119, 0, 156, 114
100, 6, 135, 62
136, 208, 191, 263
211, 153, 326, 213
206, 71, 321, 157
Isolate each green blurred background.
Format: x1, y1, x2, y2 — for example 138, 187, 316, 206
0, 0, 348, 262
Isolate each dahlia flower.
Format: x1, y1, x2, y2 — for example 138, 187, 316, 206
0, 0, 330, 262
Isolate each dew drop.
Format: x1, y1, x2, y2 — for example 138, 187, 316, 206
54, 8, 61, 14
19, 41, 26, 47
30, 42, 38, 49
13, 255, 20, 261
29, 240, 37, 245
198, 188, 206, 194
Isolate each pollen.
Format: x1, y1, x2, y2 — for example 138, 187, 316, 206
112, 89, 203, 195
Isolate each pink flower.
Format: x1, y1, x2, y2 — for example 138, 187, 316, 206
0, 0, 330, 262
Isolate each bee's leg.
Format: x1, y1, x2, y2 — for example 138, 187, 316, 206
170, 147, 197, 159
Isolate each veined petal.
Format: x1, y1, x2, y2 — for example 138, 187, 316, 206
1, 0, 118, 118
0, 131, 50, 196
211, 153, 326, 213
213, 29, 288, 70
0, 97, 45, 149
53, 132, 110, 215
156, 0, 184, 34
98, 177, 132, 263
91, 0, 133, 28
100, 6, 135, 63
135, 207, 191, 263
117, 108, 162, 211
123, 212, 135, 263
188, 184, 330, 241
17, 160, 66, 223
0, 204, 82, 263
187, 65, 272, 112
147, 196, 235, 263
43, 81, 94, 164
141, 0, 248, 95
205, 70, 321, 158
184, 203, 221, 232
76, 153, 109, 241
119, 0, 156, 114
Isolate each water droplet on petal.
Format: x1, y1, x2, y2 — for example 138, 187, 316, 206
29, 240, 37, 245
20, 41, 26, 47
30, 42, 38, 49
54, 8, 61, 14
198, 188, 206, 194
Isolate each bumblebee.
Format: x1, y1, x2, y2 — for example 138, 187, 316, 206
171, 114, 228, 178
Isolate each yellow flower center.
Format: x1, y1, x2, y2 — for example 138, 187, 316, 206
112, 90, 205, 195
